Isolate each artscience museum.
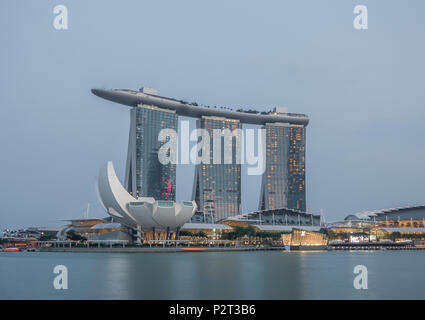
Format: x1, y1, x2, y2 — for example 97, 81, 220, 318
97, 162, 197, 242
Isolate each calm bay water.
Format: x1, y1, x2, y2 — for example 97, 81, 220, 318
0, 250, 424, 299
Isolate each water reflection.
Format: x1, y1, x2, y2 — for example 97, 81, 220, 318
1, 251, 425, 299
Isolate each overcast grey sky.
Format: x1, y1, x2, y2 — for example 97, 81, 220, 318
1, 0, 424, 229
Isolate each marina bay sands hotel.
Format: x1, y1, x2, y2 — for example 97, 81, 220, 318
92, 87, 309, 222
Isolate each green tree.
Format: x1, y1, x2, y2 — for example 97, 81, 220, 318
390, 232, 401, 241
66, 230, 86, 242
39, 234, 56, 241
179, 230, 193, 237
195, 231, 208, 238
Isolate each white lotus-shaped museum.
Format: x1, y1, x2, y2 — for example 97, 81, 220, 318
97, 162, 197, 231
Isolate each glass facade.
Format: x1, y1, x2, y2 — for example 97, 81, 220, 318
287, 125, 306, 211
193, 116, 242, 222
259, 123, 306, 212
125, 104, 177, 200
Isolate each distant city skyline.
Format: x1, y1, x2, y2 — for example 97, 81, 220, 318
1, 0, 425, 229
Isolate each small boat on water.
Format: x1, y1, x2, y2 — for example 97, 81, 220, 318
3, 247, 20, 252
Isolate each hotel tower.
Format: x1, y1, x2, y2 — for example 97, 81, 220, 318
192, 116, 242, 222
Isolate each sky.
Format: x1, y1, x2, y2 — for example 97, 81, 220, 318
0, 0, 424, 229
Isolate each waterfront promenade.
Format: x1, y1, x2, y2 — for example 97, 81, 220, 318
40, 246, 286, 253
35, 239, 286, 253
4, 239, 424, 253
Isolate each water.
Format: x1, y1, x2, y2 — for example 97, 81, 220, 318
0, 250, 424, 299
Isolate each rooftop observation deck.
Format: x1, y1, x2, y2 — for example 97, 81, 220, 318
91, 88, 309, 126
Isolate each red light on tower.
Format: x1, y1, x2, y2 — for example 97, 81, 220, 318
164, 181, 172, 197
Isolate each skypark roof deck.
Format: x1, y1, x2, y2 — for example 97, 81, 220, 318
91, 88, 309, 126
